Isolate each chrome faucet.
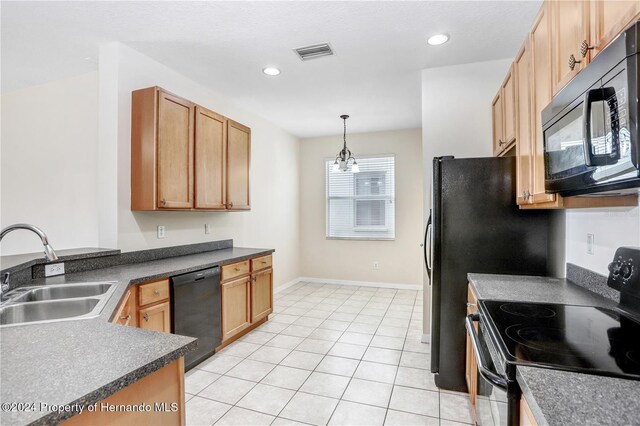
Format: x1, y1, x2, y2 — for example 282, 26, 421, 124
0, 224, 59, 262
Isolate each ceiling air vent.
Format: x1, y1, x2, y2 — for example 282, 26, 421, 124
294, 43, 334, 61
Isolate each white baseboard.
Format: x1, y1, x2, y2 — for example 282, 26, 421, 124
421, 333, 430, 343
273, 277, 302, 294
297, 276, 422, 291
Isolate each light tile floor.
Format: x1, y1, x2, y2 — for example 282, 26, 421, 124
185, 282, 473, 426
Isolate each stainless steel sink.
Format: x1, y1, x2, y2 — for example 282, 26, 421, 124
0, 281, 117, 327
12, 283, 113, 302
0, 298, 100, 325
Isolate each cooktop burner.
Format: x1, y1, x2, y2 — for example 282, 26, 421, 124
481, 300, 640, 380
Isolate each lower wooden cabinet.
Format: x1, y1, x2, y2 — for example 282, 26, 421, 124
220, 255, 274, 345
520, 395, 539, 426
465, 285, 479, 412
113, 289, 137, 327
221, 276, 252, 341
251, 268, 273, 323
62, 358, 185, 426
139, 301, 171, 333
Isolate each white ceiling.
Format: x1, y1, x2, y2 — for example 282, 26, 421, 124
1, 1, 541, 138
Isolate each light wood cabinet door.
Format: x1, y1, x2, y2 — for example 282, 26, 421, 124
113, 289, 137, 327
592, 0, 640, 57
195, 106, 227, 210
226, 120, 251, 210
492, 91, 504, 156
551, 0, 590, 94
157, 90, 195, 209
251, 269, 273, 323
530, 5, 560, 205
221, 277, 251, 341
465, 285, 478, 408
139, 301, 171, 333
515, 40, 534, 206
502, 67, 516, 147
520, 395, 539, 426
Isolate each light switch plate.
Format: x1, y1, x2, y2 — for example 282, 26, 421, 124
205, 224, 211, 235
587, 233, 594, 255
157, 225, 166, 239
45, 263, 65, 277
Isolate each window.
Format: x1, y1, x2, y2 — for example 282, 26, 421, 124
326, 155, 395, 240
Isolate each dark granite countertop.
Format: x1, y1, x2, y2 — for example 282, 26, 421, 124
467, 273, 638, 426
0, 246, 274, 426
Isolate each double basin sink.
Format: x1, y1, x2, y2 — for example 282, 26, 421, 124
0, 282, 117, 327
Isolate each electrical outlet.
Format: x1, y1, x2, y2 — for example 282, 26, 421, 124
373, 261, 380, 270
45, 262, 65, 277
587, 233, 594, 255
157, 225, 166, 239
205, 224, 211, 235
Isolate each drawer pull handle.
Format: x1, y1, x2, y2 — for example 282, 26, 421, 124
261, 261, 267, 264
144, 313, 149, 322
235, 267, 241, 271
120, 315, 131, 321
153, 290, 161, 295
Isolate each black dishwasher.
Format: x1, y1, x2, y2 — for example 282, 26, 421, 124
170, 267, 221, 371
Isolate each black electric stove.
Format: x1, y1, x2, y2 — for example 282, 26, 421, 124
480, 300, 640, 380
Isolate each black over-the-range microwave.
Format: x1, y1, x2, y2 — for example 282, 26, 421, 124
543, 20, 640, 197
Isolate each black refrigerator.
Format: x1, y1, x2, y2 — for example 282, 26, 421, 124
426, 156, 551, 392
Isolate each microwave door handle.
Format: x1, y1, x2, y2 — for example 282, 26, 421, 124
465, 313, 508, 391
583, 87, 619, 167
583, 88, 598, 167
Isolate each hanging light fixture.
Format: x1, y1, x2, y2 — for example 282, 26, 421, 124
333, 115, 359, 173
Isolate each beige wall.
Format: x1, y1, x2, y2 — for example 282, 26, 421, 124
299, 128, 423, 286
1, 72, 100, 256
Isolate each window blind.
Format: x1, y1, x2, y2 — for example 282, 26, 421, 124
326, 155, 395, 240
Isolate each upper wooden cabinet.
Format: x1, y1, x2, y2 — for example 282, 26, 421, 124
131, 87, 251, 211
551, 0, 591, 94
226, 120, 251, 210
492, 67, 516, 156
592, 1, 640, 57
515, 41, 534, 206
195, 106, 227, 210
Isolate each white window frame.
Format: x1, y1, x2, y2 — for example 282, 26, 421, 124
325, 154, 395, 241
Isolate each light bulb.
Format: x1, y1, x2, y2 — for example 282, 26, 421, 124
352, 163, 360, 173
339, 160, 347, 171
332, 162, 339, 171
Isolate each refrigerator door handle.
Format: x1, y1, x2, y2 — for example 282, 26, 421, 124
424, 213, 432, 280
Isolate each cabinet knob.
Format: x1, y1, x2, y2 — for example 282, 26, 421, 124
160, 198, 167, 206
228, 202, 234, 208
144, 313, 149, 322
498, 139, 505, 146
252, 276, 257, 282
466, 303, 476, 308
580, 40, 594, 58
261, 261, 267, 264
568, 54, 581, 71
235, 267, 241, 271
120, 315, 131, 321
153, 290, 161, 295
522, 190, 531, 201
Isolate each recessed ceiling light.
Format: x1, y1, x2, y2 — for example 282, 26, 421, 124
263, 67, 281, 76
427, 34, 449, 46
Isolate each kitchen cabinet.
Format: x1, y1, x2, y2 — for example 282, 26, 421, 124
251, 268, 273, 323
139, 301, 171, 333
492, 66, 516, 156
131, 86, 251, 211
515, 40, 534, 206
112, 289, 137, 327
220, 254, 274, 345
592, 1, 640, 58
226, 120, 251, 210
195, 106, 227, 210
62, 358, 185, 426
221, 276, 251, 341
520, 395, 539, 426
551, 0, 591, 94
465, 285, 479, 410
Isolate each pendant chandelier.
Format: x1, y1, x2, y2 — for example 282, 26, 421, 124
333, 115, 359, 173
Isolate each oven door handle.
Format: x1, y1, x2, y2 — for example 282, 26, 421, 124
465, 313, 508, 391
583, 87, 620, 167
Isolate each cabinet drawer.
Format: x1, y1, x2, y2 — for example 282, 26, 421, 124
138, 279, 170, 306
251, 255, 272, 272
222, 260, 250, 281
